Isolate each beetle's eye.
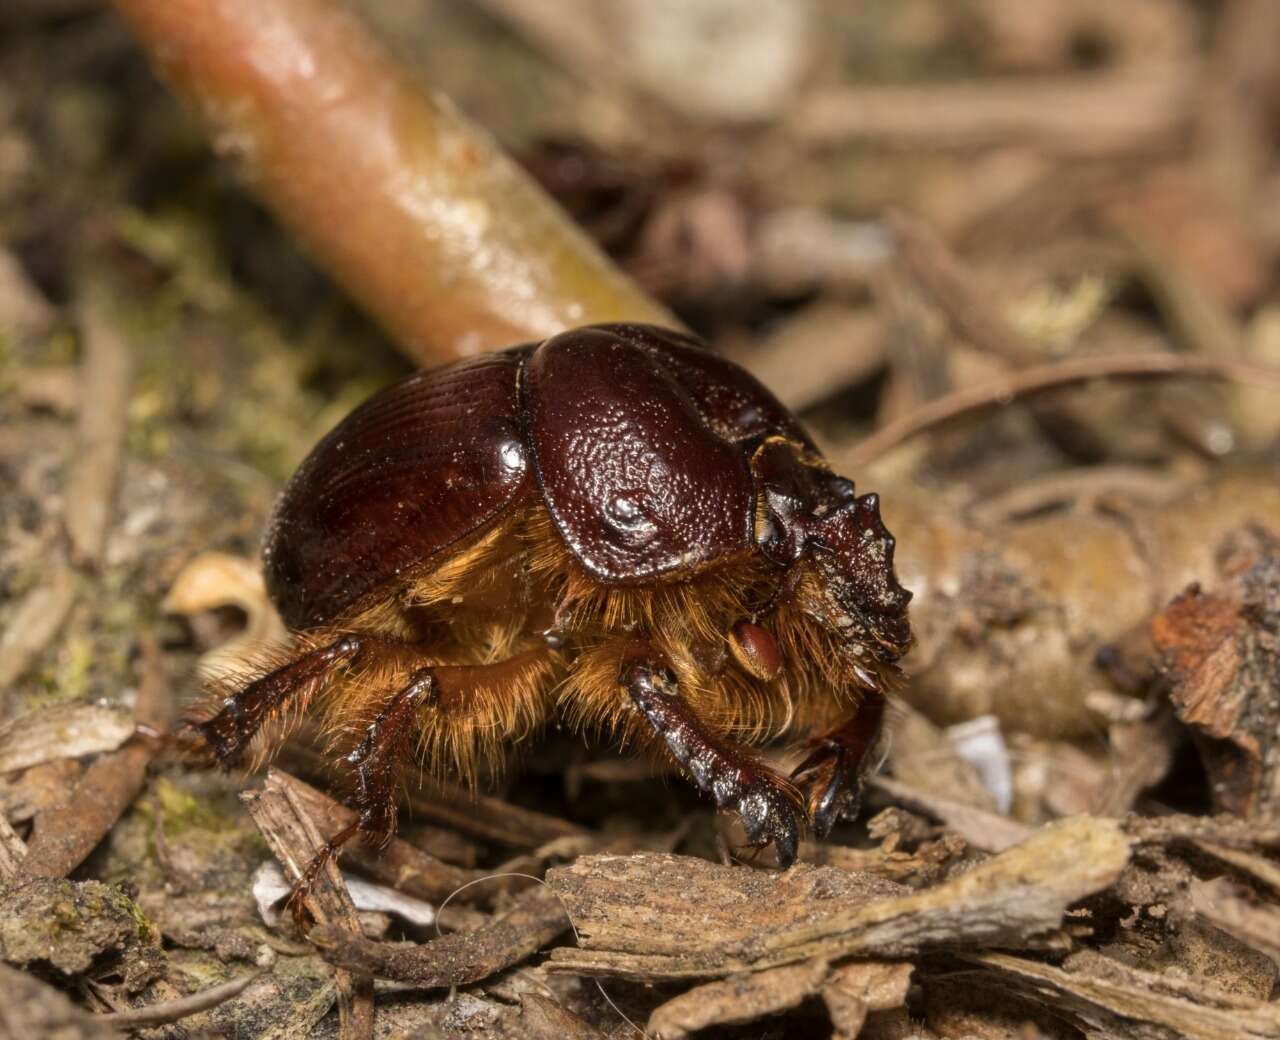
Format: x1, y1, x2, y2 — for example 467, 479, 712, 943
604, 495, 657, 544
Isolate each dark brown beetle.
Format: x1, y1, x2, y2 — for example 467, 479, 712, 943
188, 323, 911, 885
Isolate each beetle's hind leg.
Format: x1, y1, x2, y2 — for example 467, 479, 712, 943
621, 651, 803, 867
288, 647, 559, 924
288, 667, 437, 924
181, 634, 367, 767
790, 688, 887, 837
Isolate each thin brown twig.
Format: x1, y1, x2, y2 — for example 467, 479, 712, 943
22, 637, 173, 877
843, 353, 1280, 469
97, 971, 261, 1027
793, 64, 1195, 155
310, 885, 570, 987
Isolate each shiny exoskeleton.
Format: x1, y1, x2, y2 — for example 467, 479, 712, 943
187, 323, 911, 891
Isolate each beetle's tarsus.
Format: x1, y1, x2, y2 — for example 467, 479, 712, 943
622, 654, 803, 868
187, 634, 365, 767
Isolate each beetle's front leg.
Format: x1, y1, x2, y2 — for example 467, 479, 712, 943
791, 688, 887, 837
183, 634, 367, 766
621, 655, 802, 867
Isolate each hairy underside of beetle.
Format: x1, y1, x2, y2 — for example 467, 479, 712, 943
186, 508, 897, 896
193, 502, 895, 791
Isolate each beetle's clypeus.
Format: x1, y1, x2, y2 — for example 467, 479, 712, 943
185, 323, 911, 898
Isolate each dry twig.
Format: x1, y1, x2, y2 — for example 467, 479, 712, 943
242, 770, 374, 1040
64, 291, 132, 569
310, 885, 570, 988
23, 639, 172, 877
843, 352, 1280, 468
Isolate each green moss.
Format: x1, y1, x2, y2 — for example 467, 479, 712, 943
154, 775, 235, 836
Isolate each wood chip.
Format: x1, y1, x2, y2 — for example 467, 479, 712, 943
242, 770, 373, 1040
822, 961, 914, 1040
869, 775, 1033, 853
282, 773, 490, 903
546, 816, 1131, 981
1151, 550, 1280, 817
0, 814, 26, 881
648, 956, 830, 1039
286, 740, 591, 849
968, 950, 1280, 1040
1189, 877, 1280, 968
518, 993, 606, 1040
0, 703, 134, 773
0, 560, 76, 693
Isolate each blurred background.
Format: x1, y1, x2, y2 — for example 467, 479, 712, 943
3, 2, 1280, 1036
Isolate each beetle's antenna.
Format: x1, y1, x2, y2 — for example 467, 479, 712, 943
436, 871, 647, 1038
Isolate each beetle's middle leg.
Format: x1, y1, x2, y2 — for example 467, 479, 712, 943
620, 652, 803, 867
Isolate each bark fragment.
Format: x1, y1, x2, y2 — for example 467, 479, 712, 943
545, 816, 1131, 981
1152, 546, 1280, 817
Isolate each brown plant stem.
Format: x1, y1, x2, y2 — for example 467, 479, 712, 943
109, 0, 674, 366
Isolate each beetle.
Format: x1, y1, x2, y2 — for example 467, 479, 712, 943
186, 323, 911, 888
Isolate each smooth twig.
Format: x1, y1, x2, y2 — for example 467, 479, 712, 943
97, 972, 261, 1027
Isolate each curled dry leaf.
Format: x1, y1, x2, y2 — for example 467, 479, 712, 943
164, 551, 289, 678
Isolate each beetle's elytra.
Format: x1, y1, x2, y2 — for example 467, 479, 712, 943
188, 323, 911, 880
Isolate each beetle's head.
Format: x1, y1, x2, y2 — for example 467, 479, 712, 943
749, 438, 912, 671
